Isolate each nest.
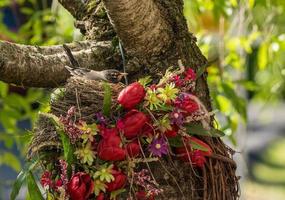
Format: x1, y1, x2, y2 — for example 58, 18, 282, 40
29, 77, 239, 200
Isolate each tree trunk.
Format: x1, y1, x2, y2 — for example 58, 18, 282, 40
0, 0, 239, 199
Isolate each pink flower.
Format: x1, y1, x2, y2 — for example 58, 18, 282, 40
40, 171, 52, 188
170, 75, 183, 87
184, 68, 196, 81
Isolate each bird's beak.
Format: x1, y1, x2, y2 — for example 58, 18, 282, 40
118, 72, 128, 80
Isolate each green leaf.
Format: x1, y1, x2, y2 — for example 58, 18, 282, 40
186, 123, 225, 137
168, 137, 183, 147
11, 160, 39, 200
59, 131, 74, 166
103, 83, 112, 117
110, 189, 126, 200
189, 140, 209, 151
27, 172, 44, 200
0, 81, 8, 97
258, 42, 268, 70
0, 152, 21, 172
221, 82, 247, 121
10, 170, 27, 200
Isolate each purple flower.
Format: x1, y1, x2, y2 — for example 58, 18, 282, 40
95, 112, 108, 125
170, 109, 184, 126
149, 137, 168, 157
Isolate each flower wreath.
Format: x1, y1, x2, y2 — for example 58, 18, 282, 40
17, 66, 225, 200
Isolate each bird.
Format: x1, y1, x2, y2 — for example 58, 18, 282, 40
62, 44, 127, 83
65, 66, 128, 83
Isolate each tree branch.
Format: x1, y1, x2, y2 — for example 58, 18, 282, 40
58, 0, 87, 20
0, 41, 119, 88
103, 0, 173, 58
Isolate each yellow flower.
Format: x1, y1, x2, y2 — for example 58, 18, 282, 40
145, 89, 162, 110
157, 83, 179, 102
79, 122, 98, 143
94, 180, 107, 195
74, 142, 95, 166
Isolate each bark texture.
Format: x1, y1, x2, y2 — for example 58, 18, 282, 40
0, 41, 120, 87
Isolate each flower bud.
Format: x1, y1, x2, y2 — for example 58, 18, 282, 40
118, 82, 145, 109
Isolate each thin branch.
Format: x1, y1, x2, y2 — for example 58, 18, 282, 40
58, 0, 87, 20
0, 40, 119, 88
103, 0, 173, 57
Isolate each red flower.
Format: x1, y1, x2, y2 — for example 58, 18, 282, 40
55, 179, 63, 189
184, 68, 196, 81
164, 126, 178, 138
191, 150, 207, 168
126, 141, 141, 157
99, 126, 118, 139
188, 137, 212, 156
97, 131, 126, 161
175, 136, 212, 168
118, 82, 145, 109
170, 75, 183, 87
40, 171, 52, 188
117, 110, 148, 139
136, 191, 155, 200
183, 98, 199, 113
106, 169, 127, 192
96, 193, 105, 200
68, 172, 94, 200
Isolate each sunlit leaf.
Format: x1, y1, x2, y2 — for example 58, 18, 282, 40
27, 172, 44, 200
186, 123, 225, 137
258, 42, 268, 70
10, 160, 39, 200
221, 83, 247, 122
103, 83, 112, 117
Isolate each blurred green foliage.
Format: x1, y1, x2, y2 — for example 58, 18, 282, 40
0, 0, 75, 178
184, 0, 285, 144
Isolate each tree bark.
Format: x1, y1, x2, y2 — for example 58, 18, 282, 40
0, 41, 120, 87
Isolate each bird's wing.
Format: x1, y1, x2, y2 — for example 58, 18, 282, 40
64, 66, 91, 76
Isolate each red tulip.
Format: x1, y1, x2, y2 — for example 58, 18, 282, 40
175, 148, 207, 168
99, 126, 118, 139
97, 133, 126, 161
117, 110, 148, 139
68, 172, 94, 200
118, 82, 145, 109
96, 193, 105, 200
188, 137, 212, 156
191, 150, 207, 168
126, 141, 141, 157
136, 191, 155, 200
106, 169, 127, 192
